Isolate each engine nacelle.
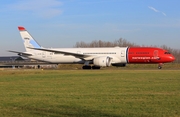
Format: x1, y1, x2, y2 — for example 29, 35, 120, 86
111, 63, 126, 67
93, 56, 112, 67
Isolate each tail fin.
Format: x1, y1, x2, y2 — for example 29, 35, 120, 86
18, 26, 41, 52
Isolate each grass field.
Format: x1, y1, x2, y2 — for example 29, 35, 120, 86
0, 69, 180, 117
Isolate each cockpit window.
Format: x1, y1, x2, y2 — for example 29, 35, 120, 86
164, 52, 171, 54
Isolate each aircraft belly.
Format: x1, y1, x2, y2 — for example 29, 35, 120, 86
50, 55, 82, 63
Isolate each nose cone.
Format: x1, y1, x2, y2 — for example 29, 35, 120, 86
169, 55, 175, 62
166, 55, 175, 62
162, 55, 175, 63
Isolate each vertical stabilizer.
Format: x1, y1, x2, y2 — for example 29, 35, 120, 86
18, 26, 41, 52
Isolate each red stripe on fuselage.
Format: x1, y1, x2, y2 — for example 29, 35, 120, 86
127, 47, 175, 63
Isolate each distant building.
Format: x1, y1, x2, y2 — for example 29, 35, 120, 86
0, 56, 21, 62
0, 56, 57, 69
0, 56, 26, 68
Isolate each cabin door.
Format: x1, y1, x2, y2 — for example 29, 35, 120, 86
121, 50, 125, 57
153, 50, 158, 57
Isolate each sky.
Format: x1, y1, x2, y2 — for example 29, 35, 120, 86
0, 0, 180, 56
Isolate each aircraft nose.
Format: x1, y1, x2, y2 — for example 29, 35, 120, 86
169, 55, 175, 62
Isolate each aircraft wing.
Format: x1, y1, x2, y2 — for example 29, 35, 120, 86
28, 47, 91, 59
8, 50, 33, 56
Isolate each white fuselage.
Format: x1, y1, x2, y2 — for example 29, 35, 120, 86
27, 47, 128, 64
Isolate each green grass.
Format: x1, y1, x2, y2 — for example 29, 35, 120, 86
0, 69, 180, 117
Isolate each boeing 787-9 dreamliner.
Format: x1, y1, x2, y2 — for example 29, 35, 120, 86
9, 26, 175, 69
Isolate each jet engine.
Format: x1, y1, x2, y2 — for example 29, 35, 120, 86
93, 56, 112, 67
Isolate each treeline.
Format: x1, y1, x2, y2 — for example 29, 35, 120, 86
74, 38, 180, 63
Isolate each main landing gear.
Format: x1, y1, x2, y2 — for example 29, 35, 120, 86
82, 65, 91, 69
82, 65, 101, 70
82, 61, 101, 70
158, 63, 163, 69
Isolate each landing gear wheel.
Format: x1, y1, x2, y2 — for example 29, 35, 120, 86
37, 65, 40, 69
92, 66, 101, 69
158, 63, 163, 69
82, 66, 91, 69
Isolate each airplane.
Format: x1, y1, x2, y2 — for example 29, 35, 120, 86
9, 26, 175, 69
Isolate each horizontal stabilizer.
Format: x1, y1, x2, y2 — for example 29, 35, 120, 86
8, 50, 33, 56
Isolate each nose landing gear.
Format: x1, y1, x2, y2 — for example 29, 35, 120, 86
158, 63, 163, 69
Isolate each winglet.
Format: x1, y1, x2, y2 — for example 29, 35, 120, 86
18, 26, 26, 31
